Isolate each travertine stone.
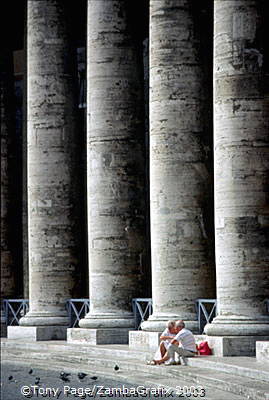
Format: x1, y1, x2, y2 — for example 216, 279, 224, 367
205, 336, 269, 357
206, 0, 269, 337
79, 0, 147, 330
8, 326, 66, 341
142, 0, 215, 332
20, 0, 82, 327
256, 341, 269, 364
67, 328, 131, 345
129, 331, 161, 350
0, 50, 16, 303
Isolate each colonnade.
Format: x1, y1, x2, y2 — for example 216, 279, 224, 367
1, 0, 268, 345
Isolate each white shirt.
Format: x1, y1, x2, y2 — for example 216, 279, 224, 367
174, 328, 196, 352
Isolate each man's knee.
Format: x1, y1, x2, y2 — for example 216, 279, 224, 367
167, 343, 177, 356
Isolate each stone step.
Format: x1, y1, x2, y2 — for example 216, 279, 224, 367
4, 350, 268, 400
2, 358, 246, 400
2, 339, 150, 361
186, 355, 269, 382
2, 339, 268, 380
2, 342, 269, 400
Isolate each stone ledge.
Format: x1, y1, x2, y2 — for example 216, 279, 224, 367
129, 330, 161, 350
67, 328, 131, 345
207, 336, 269, 357
7, 326, 67, 341
256, 341, 269, 364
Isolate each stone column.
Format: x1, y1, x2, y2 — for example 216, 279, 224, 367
205, 0, 269, 341
13, 0, 82, 340
75, 0, 147, 343
142, 0, 215, 332
1, 50, 17, 336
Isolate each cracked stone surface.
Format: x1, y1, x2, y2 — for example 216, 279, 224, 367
206, 0, 269, 336
142, 0, 215, 332
20, 0, 83, 327
79, 0, 147, 329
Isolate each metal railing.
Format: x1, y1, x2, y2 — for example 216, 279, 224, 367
3, 297, 267, 332
3, 299, 29, 326
132, 298, 153, 330
2, 299, 90, 328
66, 299, 90, 328
196, 299, 217, 334
132, 298, 217, 333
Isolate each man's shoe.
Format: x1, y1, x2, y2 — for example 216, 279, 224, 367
164, 361, 178, 366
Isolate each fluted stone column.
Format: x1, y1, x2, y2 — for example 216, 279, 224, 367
205, 0, 269, 338
141, 0, 215, 332
77, 0, 146, 337
14, 0, 82, 339
1, 50, 17, 336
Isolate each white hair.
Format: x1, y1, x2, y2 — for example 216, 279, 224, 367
175, 320, 185, 328
167, 320, 176, 330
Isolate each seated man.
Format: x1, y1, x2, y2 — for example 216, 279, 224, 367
155, 320, 197, 365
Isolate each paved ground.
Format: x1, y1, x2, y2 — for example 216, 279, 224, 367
1, 361, 186, 400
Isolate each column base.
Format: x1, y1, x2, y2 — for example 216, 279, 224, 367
204, 315, 269, 336
67, 328, 131, 345
256, 341, 269, 364
205, 335, 269, 356
141, 314, 199, 333
79, 312, 134, 329
19, 311, 69, 327
7, 326, 67, 341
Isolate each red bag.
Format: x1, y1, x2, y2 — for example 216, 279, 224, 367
197, 341, 212, 355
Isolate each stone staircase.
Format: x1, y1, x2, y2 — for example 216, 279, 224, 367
1, 339, 269, 400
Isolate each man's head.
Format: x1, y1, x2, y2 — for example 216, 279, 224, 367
175, 320, 185, 333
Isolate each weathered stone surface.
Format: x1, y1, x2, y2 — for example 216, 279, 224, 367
256, 341, 269, 364
142, 0, 215, 332
67, 328, 131, 345
8, 326, 66, 341
79, 0, 147, 330
0, 50, 17, 302
20, 0, 82, 327
206, 0, 269, 337
206, 336, 269, 357
129, 331, 161, 350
